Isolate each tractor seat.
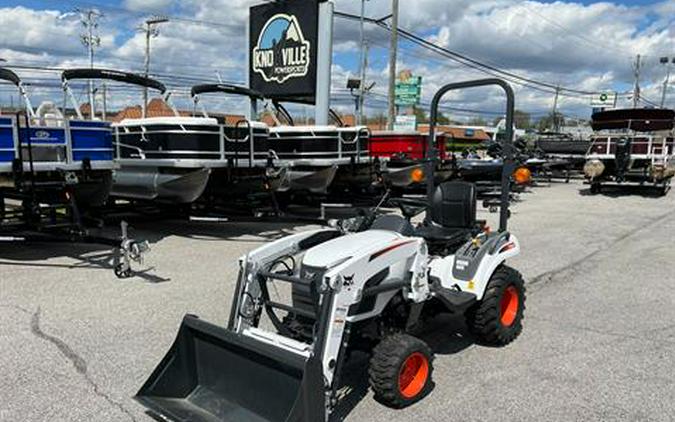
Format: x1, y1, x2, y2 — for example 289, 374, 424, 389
414, 181, 477, 245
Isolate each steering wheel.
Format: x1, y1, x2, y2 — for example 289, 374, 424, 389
388, 197, 428, 220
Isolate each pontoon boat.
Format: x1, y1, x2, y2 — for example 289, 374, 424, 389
584, 108, 674, 194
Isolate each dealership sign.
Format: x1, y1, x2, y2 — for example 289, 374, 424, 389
252, 14, 310, 83
249, 0, 320, 102
590, 91, 617, 108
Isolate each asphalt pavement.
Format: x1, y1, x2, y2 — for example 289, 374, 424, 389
1, 180, 673, 422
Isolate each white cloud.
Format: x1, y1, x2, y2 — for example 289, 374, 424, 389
0, 0, 672, 118
123, 0, 174, 12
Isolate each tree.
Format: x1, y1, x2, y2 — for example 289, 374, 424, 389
467, 116, 488, 126
412, 106, 427, 123
537, 112, 565, 132
513, 109, 531, 129
437, 113, 451, 125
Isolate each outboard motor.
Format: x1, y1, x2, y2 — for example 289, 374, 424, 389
614, 137, 632, 183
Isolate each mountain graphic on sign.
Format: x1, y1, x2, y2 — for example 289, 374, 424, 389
253, 13, 310, 84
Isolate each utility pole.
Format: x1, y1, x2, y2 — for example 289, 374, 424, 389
632, 54, 642, 108
358, 43, 370, 125
140, 16, 169, 118
79, 9, 102, 120
387, 0, 399, 130
357, 0, 368, 125
659, 56, 673, 108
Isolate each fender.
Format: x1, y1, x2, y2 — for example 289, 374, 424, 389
429, 232, 520, 300
319, 235, 425, 385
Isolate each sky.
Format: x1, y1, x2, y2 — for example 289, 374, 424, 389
0, 0, 672, 123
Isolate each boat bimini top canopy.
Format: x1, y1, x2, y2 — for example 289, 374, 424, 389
62, 68, 168, 94
190, 84, 264, 120
61, 68, 174, 119
190, 84, 264, 100
0, 67, 36, 118
591, 108, 675, 132
0, 68, 22, 87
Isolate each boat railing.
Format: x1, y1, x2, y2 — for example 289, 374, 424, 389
2, 113, 113, 171
590, 135, 674, 157
230, 119, 253, 168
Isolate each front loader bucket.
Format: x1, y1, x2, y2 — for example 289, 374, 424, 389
135, 315, 325, 422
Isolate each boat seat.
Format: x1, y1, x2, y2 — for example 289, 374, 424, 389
414, 181, 477, 246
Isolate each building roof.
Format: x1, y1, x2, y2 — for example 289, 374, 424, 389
417, 124, 491, 141
106, 98, 245, 125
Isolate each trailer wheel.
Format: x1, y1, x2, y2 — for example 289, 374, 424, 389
467, 265, 525, 346
369, 333, 434, 408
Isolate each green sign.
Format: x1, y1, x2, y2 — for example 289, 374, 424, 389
395, 75, 422, 106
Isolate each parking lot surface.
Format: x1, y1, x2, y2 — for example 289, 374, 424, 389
1, 180, 674, 422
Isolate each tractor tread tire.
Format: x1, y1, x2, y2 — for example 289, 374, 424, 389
368, 333, 434, 408
467, 265, 525, 346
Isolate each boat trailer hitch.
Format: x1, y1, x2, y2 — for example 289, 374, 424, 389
0, 221, 150, 279
113, 221, 150, 278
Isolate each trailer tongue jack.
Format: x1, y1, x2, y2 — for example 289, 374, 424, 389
0, 220, 149, 279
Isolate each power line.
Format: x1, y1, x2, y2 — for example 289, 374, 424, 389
334, 11, 598, 98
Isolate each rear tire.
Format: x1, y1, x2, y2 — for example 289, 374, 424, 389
368, 333, 434, 408
466, 265, 525, 346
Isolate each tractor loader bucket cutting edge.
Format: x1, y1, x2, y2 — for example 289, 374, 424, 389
135, 315, 326, 422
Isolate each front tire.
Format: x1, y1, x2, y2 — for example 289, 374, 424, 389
368, 333, 434, 408
467, 265, 525, 346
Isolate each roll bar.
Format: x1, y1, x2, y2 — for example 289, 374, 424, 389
426, 78, 515, 232
0, 68, 36, 119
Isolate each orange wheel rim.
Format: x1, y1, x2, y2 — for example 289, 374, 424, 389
500, 285, 519, 327
398, 352, 429, 398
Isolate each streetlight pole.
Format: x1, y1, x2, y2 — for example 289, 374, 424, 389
141, 16, 169, 118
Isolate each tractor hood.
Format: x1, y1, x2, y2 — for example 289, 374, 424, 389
302, 230, 403, 269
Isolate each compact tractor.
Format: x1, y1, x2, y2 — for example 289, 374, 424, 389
135, 79, 526, 421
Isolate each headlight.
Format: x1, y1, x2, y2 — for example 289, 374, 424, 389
584, 159, 605, 179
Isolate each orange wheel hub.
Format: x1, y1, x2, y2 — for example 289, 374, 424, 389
398, 352, 429, 398
500, 285, 519, 327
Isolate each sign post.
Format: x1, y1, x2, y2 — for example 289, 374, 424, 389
315, 1, 334, 125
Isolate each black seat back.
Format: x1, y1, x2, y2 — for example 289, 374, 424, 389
430, 181, 476, 228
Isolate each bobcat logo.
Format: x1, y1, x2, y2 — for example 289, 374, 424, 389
342, 274, 355, 287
